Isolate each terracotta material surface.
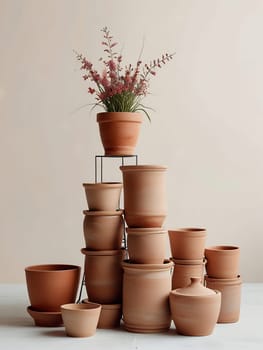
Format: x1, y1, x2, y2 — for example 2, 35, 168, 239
120, 165, 167, 227
122, 259, 173, 333
61, 302, 101, 337
83, 210, 124, 250
169, 277, 221, 336
171, 258, 206, 289
126, 227, 168, 264
83, 182, 122, 211
27, 306, 63, 327
168, 228, 206, 260
25, 264, 81, 312
205, 275, 242, 323
97, 112, 142, 156
205, 245, 240, 278
81, 248, 124, 304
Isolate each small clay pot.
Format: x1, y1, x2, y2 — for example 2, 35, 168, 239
27, 306, 63, 327
83, 210, 124, 250
81, 248, 124, 304
120, 165, 167, 228
171, 258, 206, 289
25, 264, 81, 312
83, 299, 122, 329
122, 259, 173, 333
82, 182, 122, 211
168, 228, 206, 260
126, 227, 168, 264
205, 245, 240, 278
205, 275, 242, 323
169, 277, 221, 336
61, 302, 101, 337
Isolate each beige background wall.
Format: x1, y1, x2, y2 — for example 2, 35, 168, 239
0, 0, 262, 282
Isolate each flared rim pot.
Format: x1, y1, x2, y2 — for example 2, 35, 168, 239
97, 112, 142, 123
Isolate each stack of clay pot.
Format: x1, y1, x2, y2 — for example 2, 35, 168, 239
168, 228, 207, 289
81, 182, 124, 328
204, 245, 242, 323
120, 165, 173, 333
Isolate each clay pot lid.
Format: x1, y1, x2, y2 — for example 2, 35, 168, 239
174, 277, 216, 296
120, 165, 167, 171
83, 209, 124, 216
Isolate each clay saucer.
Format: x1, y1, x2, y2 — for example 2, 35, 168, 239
27, 306, 63, 327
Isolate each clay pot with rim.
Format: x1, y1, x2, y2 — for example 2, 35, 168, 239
97, 112, 142, 156
171, 258, 206, 289
120, 165, 167, 228
83, 182, 122, 211
168, 228, 206, 260
122, 259, 173, 333
169, 277, 221, 336
205, 275, 242, 323
81, 248, 124, 304
83, 210, 124, 250
126, 227, 168, 264
61, 302, 101, 337
83, 299, 122, 329
205, 245, 240, 278
25, 264, 81, 312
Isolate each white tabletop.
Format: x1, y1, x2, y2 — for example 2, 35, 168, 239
0, 283, 262, 350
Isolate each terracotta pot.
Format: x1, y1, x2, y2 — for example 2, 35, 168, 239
25, 264, 81, 312
169, 277, 221, 336
122, 259, 173, 333
61, 302, 101, 337
205, 245, 240, 278
97, 112, 142, 156
27, 306, 63, 327
81, 248, 124, 304
120, 165, 167, 227
168, 228, 206, 260
205, 275, 242, 323
83, 210, 124, 250
83, 299, 122, 329
83, 182, 122, 211
126, 227, 168, 264
171, 258, 206, 289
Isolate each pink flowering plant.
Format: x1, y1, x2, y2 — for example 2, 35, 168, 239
76, 27, 174, 120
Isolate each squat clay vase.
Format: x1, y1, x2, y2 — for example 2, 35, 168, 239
120, 165, 167, 227
205, 245, 240, 278
83, 299, 122, 329
168, 228, 206, 260
83, 182, 122, 211
122, 259, 173, 333
81, 248, 124, 304
126, 227, 168, 264
205, 275, 242, 323
25, 264, 81, 312
97, 112, 142, 156
83, 210, 124, 250
61, 302, 101, 337
171, 258, 206, 289
169, 277, 221, 336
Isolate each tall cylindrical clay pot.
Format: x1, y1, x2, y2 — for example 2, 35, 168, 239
171, 258, 206, 290
120, 165, 167, 228
122, 259, 173, 333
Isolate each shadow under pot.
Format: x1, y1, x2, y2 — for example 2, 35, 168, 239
81, 248, 124, 304
25, 264, 81, 312
126, 227, 168, 264
82, 182, 122, 211
205, 275, 242, 323
205, 245, 240, 279
83, 210, 124, 250
120, 165, 167, 228
171, 258, 206, 290
122, 259, 173, 333
168, 228, 206, 260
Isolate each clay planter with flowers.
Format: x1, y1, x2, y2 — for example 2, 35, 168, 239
76, 27, 174, 156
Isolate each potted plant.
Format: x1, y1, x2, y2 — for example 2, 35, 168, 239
75, 27, 174, 156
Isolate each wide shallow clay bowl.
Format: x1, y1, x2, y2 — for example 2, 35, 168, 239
25, 264, 81, 311
61, 302, 101, 337
27, 306, 63, 327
